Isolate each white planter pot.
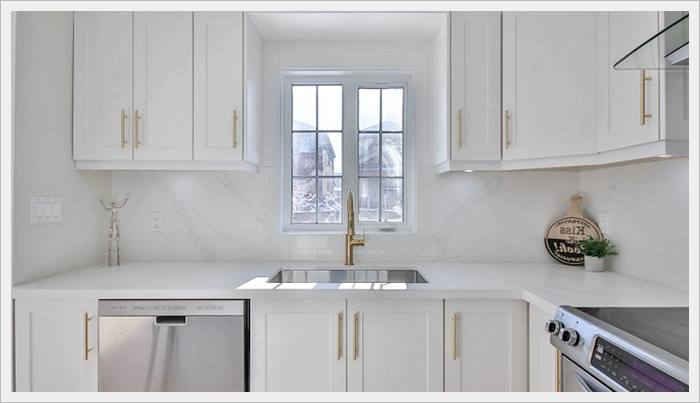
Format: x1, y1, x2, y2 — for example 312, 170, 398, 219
584, 256, 605, 272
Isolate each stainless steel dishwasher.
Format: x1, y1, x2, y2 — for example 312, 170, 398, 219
98, 300, 248, 392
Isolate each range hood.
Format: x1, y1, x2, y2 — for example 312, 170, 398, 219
614, 14, 689, 70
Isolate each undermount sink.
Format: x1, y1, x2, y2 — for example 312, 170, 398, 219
268, 269, 428, 284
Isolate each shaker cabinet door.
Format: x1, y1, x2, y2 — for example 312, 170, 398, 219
450, 12, 502, 161
73, 12, 133, 161
14, 298, 98, 391
194, 12, 244, 161
598, 12, 660, 151
502, 12, 598, 160
133, 12, 193, 161
250, 299, 347, 392
444, 299, 527, 391
347, 299, 443, 392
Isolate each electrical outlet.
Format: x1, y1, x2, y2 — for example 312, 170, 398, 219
598, 213, 610, 235
151, 212, 163, 232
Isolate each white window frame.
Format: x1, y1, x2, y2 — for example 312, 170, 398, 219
281, 71, 415, 234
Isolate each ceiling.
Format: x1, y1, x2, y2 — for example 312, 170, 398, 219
248, 12, 447, 41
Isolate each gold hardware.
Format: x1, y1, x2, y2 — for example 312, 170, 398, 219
640, 70, 652, 125
456, 109, 463, 148
452, 312, 458, 360
134, 109, 142, 148
353, 312, 359, 361
120, 110, 128, 148
555, 349, 561, 392
337, 312, 343, 360
83, 312, 93, 361
345, 189, 365, 266
232, 110, 238, 148
504, 110, 511, 148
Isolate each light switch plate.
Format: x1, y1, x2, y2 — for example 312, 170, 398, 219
30, 196, 63, 224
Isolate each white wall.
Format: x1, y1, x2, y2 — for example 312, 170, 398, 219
579, 158, 688, 290
112, 39, 581, 263
13, 12, 111, 284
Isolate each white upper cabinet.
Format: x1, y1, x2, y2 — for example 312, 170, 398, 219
73, 11, 261, 171
450, 12, 501, 162
194, 12, 244, 161
597, 12, 660, 151
251, 299, 346, 392
347, 299, 443, 392
14, 298, 98, 392
133, 12, 193, 161
502, 11, 598, 160
444, 299, 527, 392
73, 12, 133, 161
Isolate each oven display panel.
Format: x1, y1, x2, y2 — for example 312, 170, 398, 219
590, 337, 688, 392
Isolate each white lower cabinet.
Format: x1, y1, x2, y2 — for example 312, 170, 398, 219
14, 298, 98, 392
250, 299, 347, 392
528, 305, 558, 392
347, 299, 443, 392
444, 299, 527, 391
251, 298, 443, 392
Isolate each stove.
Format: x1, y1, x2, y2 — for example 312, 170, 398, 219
548, 306, 689, 392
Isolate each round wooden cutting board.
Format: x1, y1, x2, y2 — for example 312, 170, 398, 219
544, 194, 602, 266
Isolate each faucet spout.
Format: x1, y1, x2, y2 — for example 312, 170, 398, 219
345, 189, 365, 265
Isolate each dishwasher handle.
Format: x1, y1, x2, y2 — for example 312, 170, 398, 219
154, 316, 188, 326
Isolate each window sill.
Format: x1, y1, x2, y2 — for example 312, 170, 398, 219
281, 223, 416, 235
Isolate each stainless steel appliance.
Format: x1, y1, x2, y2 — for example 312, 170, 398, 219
99, 300, 248, 392
548, 306, 688, 392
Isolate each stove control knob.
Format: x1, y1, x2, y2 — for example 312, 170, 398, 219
559, 328, 579, 346
545, 320, 563, 335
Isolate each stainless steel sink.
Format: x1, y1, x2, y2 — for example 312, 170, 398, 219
268, 269, 427, 284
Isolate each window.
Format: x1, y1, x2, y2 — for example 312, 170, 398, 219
283, 73, 413, 233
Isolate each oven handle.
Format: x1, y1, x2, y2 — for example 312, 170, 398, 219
575, 373, 594, 392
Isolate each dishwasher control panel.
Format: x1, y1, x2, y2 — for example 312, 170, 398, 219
99, 300, 246, 316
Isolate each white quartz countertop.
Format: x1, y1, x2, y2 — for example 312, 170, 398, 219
12, 262, 688, 316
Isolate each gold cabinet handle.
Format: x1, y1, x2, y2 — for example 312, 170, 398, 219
134, 109, 142, 148
83, 312, 93, 361
337, 312, 343, 360
456, 109, 463, 148
640, 70, 652, 125
120, 110, 128, 148
555, 349, 561, 392
504, 109, 512, 149
232, 110, 238, 148
452, 312, 459, 360
353, 312, 359, 361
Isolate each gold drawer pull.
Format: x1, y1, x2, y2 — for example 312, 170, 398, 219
452, 312, 459, 360
640, 70, 652, 125
504, 110, 511, 149
120, 110, 128, 148
337, 312, 343, 360
353, 312, 359, 361
232, 110, 238, 148
83, 312, 93, 361
456, 109, 463, 148
134, 109, 142, 148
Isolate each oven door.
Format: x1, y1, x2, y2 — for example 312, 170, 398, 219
561, 356, 613, 392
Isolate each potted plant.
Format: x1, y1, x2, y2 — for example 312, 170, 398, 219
580, 236, 618, 272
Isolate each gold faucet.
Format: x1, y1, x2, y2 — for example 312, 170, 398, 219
345, 189, 365, 266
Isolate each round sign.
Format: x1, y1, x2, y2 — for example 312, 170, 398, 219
544, 194, 602, 266
545, 217, 602, 266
